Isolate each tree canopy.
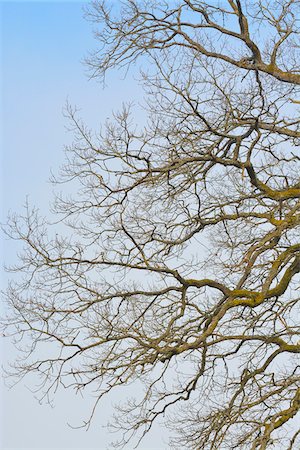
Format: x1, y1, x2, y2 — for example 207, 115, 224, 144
3, 1, 300, 448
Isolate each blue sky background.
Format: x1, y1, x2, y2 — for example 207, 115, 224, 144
0, 2, 164, 449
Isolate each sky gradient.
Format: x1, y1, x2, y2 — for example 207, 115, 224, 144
1, 2, 164, 449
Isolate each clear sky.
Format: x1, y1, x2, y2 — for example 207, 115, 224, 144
0, 2, 164, 449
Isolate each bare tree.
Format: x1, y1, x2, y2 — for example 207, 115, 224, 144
2, 1, 300, 448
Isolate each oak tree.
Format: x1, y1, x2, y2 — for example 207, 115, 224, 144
3, 1, 300, 448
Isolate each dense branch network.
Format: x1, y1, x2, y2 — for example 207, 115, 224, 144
2, 1, 300, 449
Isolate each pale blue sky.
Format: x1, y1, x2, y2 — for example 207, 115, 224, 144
0, 2, 164, 449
